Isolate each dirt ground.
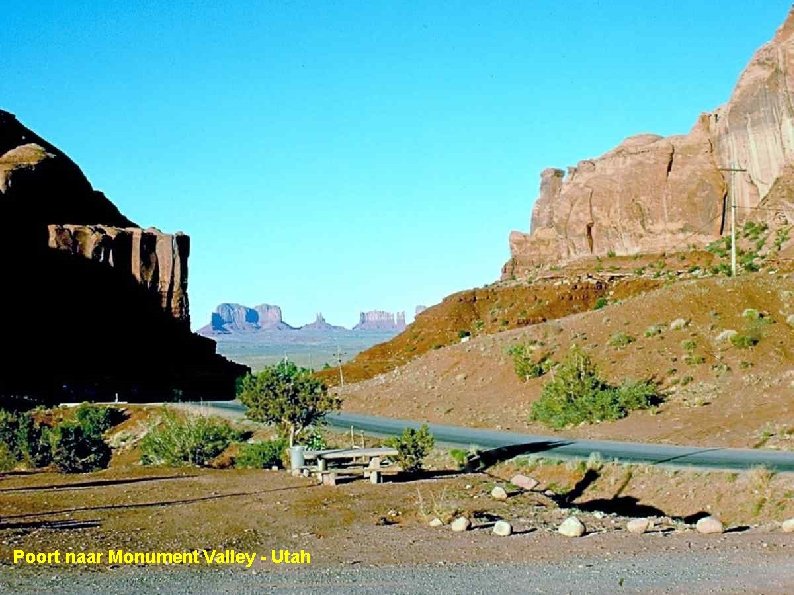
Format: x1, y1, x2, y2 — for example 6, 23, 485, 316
338, 272, 794, 449
1, 429, 792, 570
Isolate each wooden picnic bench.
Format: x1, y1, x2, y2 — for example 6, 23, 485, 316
302, 447, 400, 486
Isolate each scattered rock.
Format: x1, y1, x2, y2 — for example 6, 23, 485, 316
670, 318, 689, 330
781, 518, 794, 533
715, 329, 738, 343
627, 518, 653, 534
491, 486, 509, 500
558, 516, 586, 537
450, 517, 471, 532
696, 516, 724, 534
510, 474, 539, 491
428, 518, 444, 528
493, 520, 513, 536
786, 314, 794, 328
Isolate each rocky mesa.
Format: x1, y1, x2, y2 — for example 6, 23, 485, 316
504, 8, 794, 278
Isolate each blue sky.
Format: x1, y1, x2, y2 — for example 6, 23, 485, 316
3, 1, 791, 329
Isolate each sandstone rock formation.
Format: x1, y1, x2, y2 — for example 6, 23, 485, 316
0, 109, 247, 403
504, 9, 794, 278
300, 313, 346, 332
204, 303, 295, 334
48, 224, 190, 323
354, 310, 406, 332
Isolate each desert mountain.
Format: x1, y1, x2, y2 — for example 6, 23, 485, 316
504, 8, 794, 278
0, 110, 247, 403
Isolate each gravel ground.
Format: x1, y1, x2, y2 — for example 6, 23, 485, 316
3, 550, 793, 594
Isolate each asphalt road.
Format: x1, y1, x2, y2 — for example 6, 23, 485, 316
193, 401, 794, 473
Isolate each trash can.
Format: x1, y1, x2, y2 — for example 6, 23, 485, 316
288, 445, 306, 471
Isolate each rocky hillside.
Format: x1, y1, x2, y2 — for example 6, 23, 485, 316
504, 8, 794, 277
338, 270, 794, 449
0, 110, 247, 403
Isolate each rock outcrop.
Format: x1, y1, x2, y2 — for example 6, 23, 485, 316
48, 224, 190, 323
353, 310, 406, 332
504, 9, 794, 277
300, 313, 346, 332
0, 109, 247, 403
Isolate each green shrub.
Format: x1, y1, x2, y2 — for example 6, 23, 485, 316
730, 333, 760, 349
52, 421, 111, 473
386, 424, 435, 474
140, 410, 242, 467
530, 347, 659, 429
607, 249, 616, 258
75, 403, 117, 437
774, 227, 790, 251
235, 439, 286, 469
449, 448, 468, 469
681, 339, 697, 352
304, 428, 327, 450
644, 325, 663, 337
0, 410, 53, 468
507, 343, 553, 381
593, 297, 608, 310
608, 332, 635, 348
457, 330, 471, 340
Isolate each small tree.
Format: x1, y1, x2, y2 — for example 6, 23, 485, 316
386, 424, 435, 473
237, 361, 341, 447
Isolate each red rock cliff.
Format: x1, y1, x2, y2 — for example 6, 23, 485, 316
504, 9, 794, 277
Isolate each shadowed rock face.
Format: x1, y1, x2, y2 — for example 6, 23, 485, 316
504, 9, 794, 277
48, 224, 190, 324
0, 110, 247, 403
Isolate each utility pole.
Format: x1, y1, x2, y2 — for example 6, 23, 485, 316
335, 344, 345, 391
719, 167, 747, 277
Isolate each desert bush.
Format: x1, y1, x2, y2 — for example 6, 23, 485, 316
530, 347, 659, 429
644, 325, 663, 337
0, 409, 53, 468
593, 297, 608, 310
74, 403, 117, 436
140, 410, 242, 467
52, 421, 111, 473
608, 332, 635, 348
730, 333, 760, 349
304, 428, 327, 450
235, 439, 287, 469
386, 424, 435, 474
507, 343, 553, 381
238, 361, 340, 447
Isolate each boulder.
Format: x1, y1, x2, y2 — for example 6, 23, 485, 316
428, 517, 444, 528
696, 516, 725, 534
626, 518, 653, 535
450, 517, 471, 532
780, 518, 794, 533
492, 520, 513, 536
491, 486, 509, 501
510, 474, 539, 491
558, 516, 586, 537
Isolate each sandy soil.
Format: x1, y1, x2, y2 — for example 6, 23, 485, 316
338, 272, 794, 449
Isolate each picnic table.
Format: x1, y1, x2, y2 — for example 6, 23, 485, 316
302, 447, 400, 485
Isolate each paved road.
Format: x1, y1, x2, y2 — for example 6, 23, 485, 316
3, 551, 794, 594
196, 401, 794, 473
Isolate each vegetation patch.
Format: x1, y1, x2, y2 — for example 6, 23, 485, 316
507, 341, 553, 381
235, 439, 287, 469
140, 410, 242, 467
530, 347, 660, 429
386, 424, 435, 473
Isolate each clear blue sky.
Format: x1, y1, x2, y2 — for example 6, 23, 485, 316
3, 1, 791, 329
